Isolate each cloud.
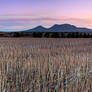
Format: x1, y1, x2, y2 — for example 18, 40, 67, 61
0, 16, 92, 31
0, 16, 61, 31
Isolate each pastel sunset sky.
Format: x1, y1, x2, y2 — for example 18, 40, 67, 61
0, 0, 92, 31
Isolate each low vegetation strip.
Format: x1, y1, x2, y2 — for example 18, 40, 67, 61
0, 38, 92, 92
0, 32, 92, 38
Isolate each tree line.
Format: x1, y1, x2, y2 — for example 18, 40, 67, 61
0, 32, 92, 38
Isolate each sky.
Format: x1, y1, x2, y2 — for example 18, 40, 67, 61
0, 0, 92, 31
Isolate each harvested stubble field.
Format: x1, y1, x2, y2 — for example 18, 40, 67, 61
0, 38, 92, 92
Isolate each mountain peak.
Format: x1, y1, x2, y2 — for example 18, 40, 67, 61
62, 24, 77, 28
28, 25, 47, 32
50, 24, 76, 29
34, 25, 45, 29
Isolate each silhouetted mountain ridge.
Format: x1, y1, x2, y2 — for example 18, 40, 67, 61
26, 24, 92, 33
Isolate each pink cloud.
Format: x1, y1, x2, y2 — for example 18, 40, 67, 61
0, 15, 92, 31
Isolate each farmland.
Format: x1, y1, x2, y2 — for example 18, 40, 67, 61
0, 38, 92, 92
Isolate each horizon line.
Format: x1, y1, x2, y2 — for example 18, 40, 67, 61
0, 23, 91, 32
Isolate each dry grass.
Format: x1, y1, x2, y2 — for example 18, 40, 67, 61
0, 38, 92, 92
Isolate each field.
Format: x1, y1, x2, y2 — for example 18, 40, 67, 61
0, 38, 92, 92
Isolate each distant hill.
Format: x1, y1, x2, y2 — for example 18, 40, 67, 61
27, 26, 47, 32
25, 24, 92, 33
0, 24, 92, 38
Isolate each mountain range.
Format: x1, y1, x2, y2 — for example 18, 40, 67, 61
24, 24, 92, 33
